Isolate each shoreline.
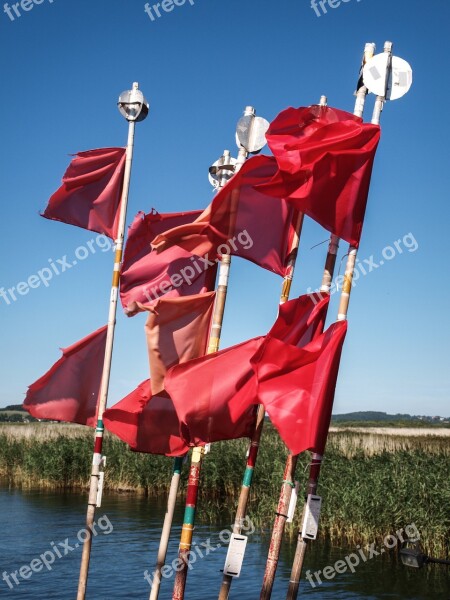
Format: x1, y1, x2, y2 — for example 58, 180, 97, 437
0, 424, 448, 556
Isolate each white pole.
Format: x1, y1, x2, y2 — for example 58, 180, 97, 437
77, 83, 141, 600
371, 42, 393, 126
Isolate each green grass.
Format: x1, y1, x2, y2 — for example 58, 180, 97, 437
0, 423, 448, 556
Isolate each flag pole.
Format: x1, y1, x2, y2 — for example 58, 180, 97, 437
284, 42, 381, 600
259, 232, 340, 600
148, 150, 236, 600
217, 206, 304, 600
254, 95, 336, 600
77, 82, 148, 600
149, 456, 184, 600
172, 107, 264, 600
172, 151, 247, 600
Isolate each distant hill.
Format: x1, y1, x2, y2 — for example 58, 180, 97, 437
0, 404, 38, 423
0, 407, 448, 426
331, 411, 449, 426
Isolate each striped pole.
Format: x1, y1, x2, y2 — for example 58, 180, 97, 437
217, 209, 304, 600
285, 42, 380, 600
259, 234, 339, 600
149, 151, 235, 600
172, 121, 252, 600
172, 245, 237, 600
77, 83, 147, 600
258, 96, 334, 600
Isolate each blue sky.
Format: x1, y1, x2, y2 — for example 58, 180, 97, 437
0, 0, 449, 417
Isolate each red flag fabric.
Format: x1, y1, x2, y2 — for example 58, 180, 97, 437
152, 156, 297, 277
23, 326, 107, 427
42, 147, 126, 239
259, 106, 380, 247
103, 293, 216, 455
166, 338, 262, 448
229, 320, 348, 455
164, 293, 330, 447
144, 293, 216, 394
102, 381, 190, 457
120, 210, 218, 315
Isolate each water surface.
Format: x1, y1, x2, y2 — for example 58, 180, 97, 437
0, 485, 448, 599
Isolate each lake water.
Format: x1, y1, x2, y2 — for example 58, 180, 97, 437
0, 484, 448, 599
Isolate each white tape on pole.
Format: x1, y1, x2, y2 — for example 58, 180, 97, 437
223, 534, 248, 578
286, 481, 300, 523
96, 471, 105, 508
301, 494, 322, 540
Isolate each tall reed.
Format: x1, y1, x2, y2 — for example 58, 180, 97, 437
0, 424, 448, 555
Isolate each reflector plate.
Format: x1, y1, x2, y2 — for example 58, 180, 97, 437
363, 53, 413, 100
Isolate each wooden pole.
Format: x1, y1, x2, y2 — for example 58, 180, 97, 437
285, 42, 381, 600
171, 250, 235, 600
77, 83, 144, 600
172, 126, 251, 600
149, 456, 184, 600
149, 150, 235, 600
217, 209, 304, 600
259, 233, 339, 600
283, 237, 342, 600
258, 96, 332, 600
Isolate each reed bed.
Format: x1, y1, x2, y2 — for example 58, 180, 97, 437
327, 428, 450, 456
0, 423, 448, 555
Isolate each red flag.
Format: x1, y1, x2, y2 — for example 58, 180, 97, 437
42, 148, 126, 239
230, 320, 348, 455
120, 210, 218, 315
23, 326, 107, 427
103, 293, 216, 455
166, 338, 262, 448
259, 106, 380, 247
164, 294, 330, 447
102, 381, 190, 457
152, 156, 297, 277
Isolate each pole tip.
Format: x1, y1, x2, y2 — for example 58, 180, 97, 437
244, 106, 256, 117
319, 95, 328, 106
132, 82, 139, 90
365, 42, 376, 53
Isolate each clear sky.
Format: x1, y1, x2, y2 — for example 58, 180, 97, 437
0, 0, 449, 418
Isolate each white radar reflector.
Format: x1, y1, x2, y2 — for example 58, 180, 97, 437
363, 53, 412, 100
236, 115, 270, 154
208, 155, 237, 190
